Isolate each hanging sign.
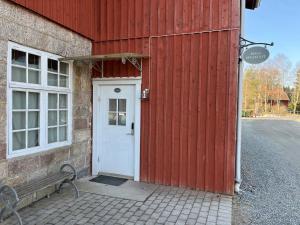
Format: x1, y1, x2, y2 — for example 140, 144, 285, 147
242, 46, 270, 64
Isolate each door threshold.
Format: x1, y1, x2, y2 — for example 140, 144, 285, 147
98, 172, 133, 180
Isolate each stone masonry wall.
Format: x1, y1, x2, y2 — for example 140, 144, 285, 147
0, 0, 92, 186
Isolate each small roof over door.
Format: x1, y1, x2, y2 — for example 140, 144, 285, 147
59, 53, 149, 77
59, 53, 149, 62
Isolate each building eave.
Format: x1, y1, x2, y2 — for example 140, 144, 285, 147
246, 0, 261, 10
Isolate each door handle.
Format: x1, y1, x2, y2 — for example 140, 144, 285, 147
126, 122, 134, 135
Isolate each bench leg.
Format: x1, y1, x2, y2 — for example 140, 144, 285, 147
0, 206, 22, 225
58, 179, 79, 199
12, 208, 23, 225
0, 185, 22, 225
0, 206, 6, 222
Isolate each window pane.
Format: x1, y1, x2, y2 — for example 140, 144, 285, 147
60, 62, 69, 75
13, 112, 26, 130
59, 75, 68, 88
48, 111, 57, 126
28, 54, 40, 69
13, 91, 26, 109
59, 111, 67, 125
109, 112, 117, 125
48, 73, 58, 86
28, 92, 39, 109
59, 94, 67, 109
48, 94, 57, 109
12, 49, 26, 66
48, 127, 57, 143
13, 131, 26, 150
28, 70, 40, 84
28, 112, 39, 129
28, 130, 39, 148
48, 59, 58, 72
118, 113, 126, 126
109, 99, 117, 111
59, 126, 67, 142
12, 66, 26, 82
118, 99, 126, 112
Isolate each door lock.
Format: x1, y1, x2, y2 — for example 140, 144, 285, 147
126, 122, 135, 135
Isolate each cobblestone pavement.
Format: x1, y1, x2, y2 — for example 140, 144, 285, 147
3, 185, 232, 225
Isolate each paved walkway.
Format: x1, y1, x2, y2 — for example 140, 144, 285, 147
4, 186, 232, 225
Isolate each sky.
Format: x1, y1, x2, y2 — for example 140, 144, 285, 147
245, 0, 300, 68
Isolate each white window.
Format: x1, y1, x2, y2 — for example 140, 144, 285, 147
108, 99, 127, 126
7, 42, 72, 158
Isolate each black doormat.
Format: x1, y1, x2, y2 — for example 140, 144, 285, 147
90, 175, 128, 186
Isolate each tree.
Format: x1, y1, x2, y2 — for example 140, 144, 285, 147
243, 67, 260, 115
243, 54, 292, 116
271, 55, 292, 113
272, 54, 292, 86
290, 64, 300, 114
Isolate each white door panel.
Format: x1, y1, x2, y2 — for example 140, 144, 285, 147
98, 85, 135, 177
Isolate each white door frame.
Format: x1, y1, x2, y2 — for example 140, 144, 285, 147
92, 77, 142, 181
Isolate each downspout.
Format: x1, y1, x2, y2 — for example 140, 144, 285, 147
235, 0, 245, 193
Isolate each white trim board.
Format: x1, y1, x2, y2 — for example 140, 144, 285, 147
92, 77, 142, 181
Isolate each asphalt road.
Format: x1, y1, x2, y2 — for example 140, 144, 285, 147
234, 119, 300, 225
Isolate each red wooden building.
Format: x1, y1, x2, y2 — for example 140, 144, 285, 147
268, 88, 290, 109
1, 0, 260, 195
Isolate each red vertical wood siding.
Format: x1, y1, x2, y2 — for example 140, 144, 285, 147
95, 0, 240, 42
8, 0, 240, 42
7, 0, 241, 194
91, 0, 241, 194
92, 29, 240, 194
8, 0, 99, 40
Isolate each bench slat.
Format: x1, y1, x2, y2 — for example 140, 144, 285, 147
15, 172, 72, 198
15, 173, 69, 193
15, 172, 71, 194
16, 175, 69, 198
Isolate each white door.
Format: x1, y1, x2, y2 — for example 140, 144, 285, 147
97, 85, 135, 177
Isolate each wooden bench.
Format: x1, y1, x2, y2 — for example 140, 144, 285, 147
0, 164, 79, 225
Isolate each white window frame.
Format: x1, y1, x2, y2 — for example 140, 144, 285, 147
7, 42, 73, 158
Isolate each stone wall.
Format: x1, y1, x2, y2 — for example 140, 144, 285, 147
0, 0, 92, 186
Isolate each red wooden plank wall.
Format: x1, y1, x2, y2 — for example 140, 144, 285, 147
92, 38, 150, 77
92, 0, 240, 194
95, 0, 240, 41
8, 0, 240, 42
8, 0, 100, 40
8, 0, 241, 194
92, 29, 240, 194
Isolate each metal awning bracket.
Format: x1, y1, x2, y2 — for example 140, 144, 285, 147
124, 57, 142, 72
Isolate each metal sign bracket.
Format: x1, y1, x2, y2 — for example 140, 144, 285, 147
240, 37, 274, 50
